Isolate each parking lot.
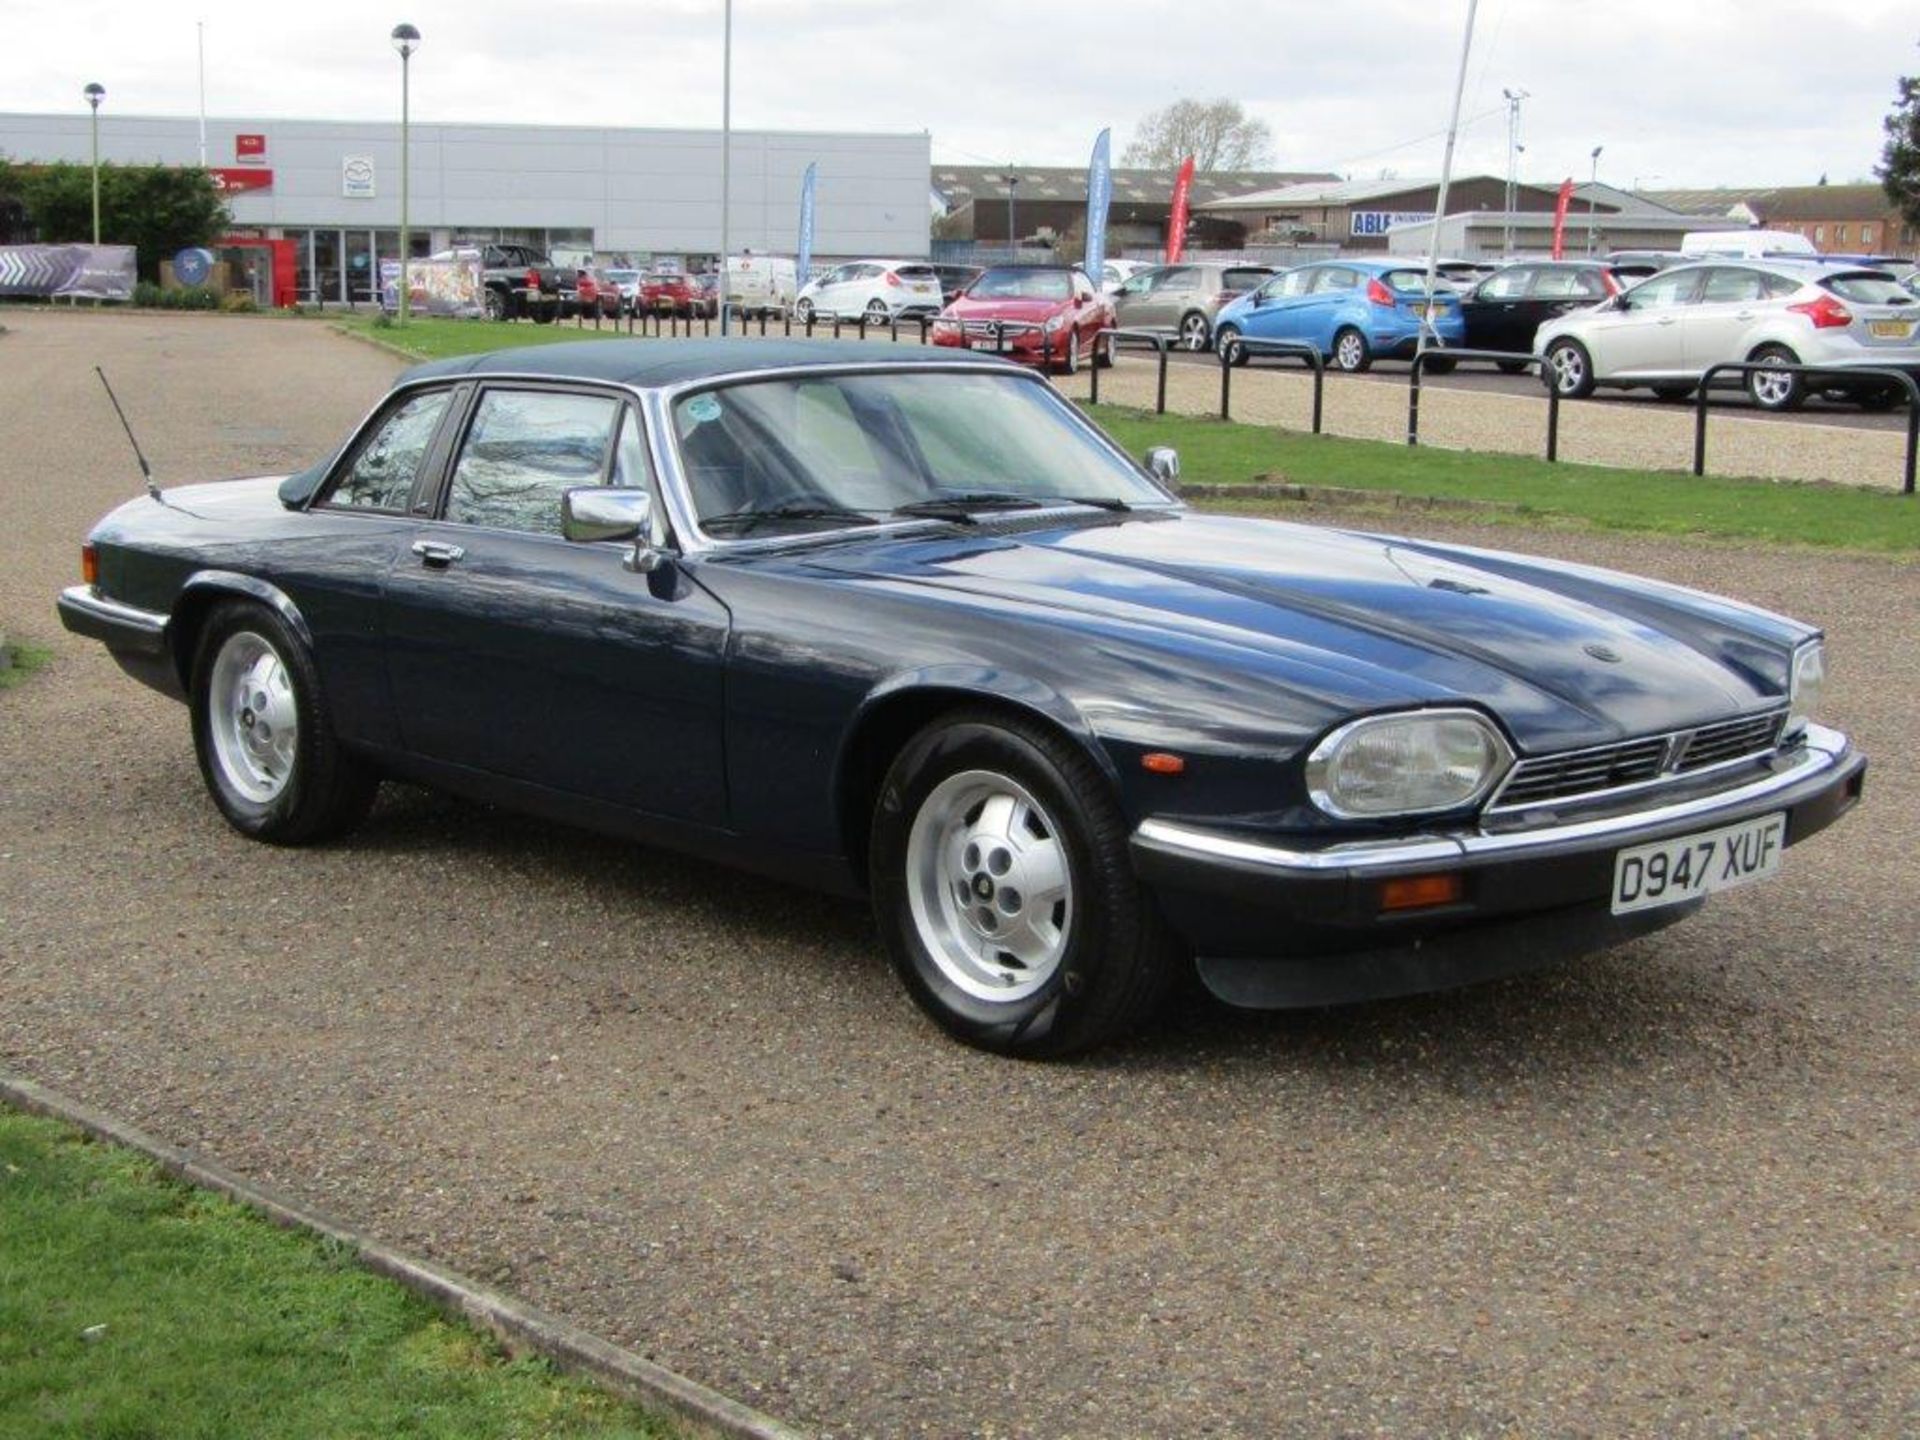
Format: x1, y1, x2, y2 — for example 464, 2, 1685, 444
3, 310, 1916, 1438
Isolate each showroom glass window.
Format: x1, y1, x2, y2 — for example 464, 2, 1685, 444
324, 389, 453, 511
444, 390, 621, 534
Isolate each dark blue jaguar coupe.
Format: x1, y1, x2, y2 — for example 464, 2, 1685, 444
58, 340, 1865, 1055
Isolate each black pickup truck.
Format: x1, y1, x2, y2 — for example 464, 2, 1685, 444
479, 243, 574, 322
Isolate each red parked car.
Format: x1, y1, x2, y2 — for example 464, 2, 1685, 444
931, 265, 1115, 374
573, 268, 624, 320
640, 271, 699, 317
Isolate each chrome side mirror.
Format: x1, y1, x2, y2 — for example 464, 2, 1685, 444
562, 487, 663, 572
1145, 446, 1181, 486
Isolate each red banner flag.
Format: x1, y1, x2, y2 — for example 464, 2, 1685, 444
1167, 155, 1196, 263
1550, 177, 1574, 260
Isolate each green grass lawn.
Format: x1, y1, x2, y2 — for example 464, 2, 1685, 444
326, 317, 1917, 553
1086, 405, 1920, 554
0, 1108, 683, 1440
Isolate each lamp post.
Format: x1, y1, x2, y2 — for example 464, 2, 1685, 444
1002, 172, 1020, 259
719, 0, 732, 336
83, 83, 105, 246
1500, 87, 1527, 259
391, 24, 421, 325
1587, 144, 1603, 256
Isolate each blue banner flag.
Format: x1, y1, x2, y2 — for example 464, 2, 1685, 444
797, 162, 818, 283
1084, 129, 1112, 281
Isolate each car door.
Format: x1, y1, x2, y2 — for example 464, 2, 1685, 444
1110, 267, 1163, 327
1681, 266, 1770, 371
380, 385, 732, 824
1243, 267, 1315, 341
1581, 267, 1704, 378
1304, 266, 1363, 353
1464, 266, 1534, 350
1142, 266, 1201, 329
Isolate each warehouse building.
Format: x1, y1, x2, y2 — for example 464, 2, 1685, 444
0, 111, 932, 304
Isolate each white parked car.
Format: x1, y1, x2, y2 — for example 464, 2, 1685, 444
793, 260, 945, 325
1097, 259, 1150, 294
1535, 260, 1920, 411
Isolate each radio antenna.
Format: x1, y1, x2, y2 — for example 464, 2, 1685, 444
94, 366, 162, 503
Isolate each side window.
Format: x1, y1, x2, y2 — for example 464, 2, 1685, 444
1531, 270, 1588, 299
1221, 268, 1271, 293
444, 390, 621, 535
1568, 269, 1609, 299
1479, 268, 1533, 299
1315, 268, 1360, 293
1701, 267, 1765, 303
1272, 269, 1314, 298
1159, 267, 1200, 292
1762, 271, 1804, 299
325, 389, 452, 511
1624, 270, 1703, 310
1116, 270, 1157, 298
609, 407, 671, 547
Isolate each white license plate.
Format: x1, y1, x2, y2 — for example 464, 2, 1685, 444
969, 338, 1003, 350
1869, 319, 1912, 339
1610, 813, 1784, 915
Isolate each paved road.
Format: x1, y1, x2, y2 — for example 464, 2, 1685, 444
3, 311, 1915, 1439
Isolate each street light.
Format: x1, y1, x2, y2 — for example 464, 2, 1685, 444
1501, 87, 1528, 258
83, 83, 104, 246
1587, 144, 1603, 256
390, 24, 421, 325
719, 0, 732, 336
1001, 172, 1020, 259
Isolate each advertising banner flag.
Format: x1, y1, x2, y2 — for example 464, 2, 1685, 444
1551, 178, 1574, 260
797, 162, 818, 283
1084, 128, 1113, 280
0, 244, 136, 300
1167, 155, 1196, 263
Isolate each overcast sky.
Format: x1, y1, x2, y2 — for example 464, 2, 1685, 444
9, 0, 1915, 190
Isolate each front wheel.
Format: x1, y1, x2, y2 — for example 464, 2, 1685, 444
484, 288, 508, 322
1544, 338, 1596, 398
1332, 327, 1371, 373
190, 601, 377, 845
1058, 329, 1081, 375
530, 304, 555, 326
1496, 359, 1529, 375
869, 713, 1179, 1057
1177, 311, 1211, 352
1216, 323, 1248, 367
1747, 345, 1806, 412
1652, 383, 1696, 403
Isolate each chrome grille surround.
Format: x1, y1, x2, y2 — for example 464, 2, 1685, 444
1488, 709, 1788, 814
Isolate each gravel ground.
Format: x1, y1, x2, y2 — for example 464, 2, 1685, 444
3, 310, 1916, 1439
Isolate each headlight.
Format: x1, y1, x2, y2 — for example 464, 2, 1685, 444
1043, 314, 1067, 333
1786, 639, 1825, 737
1306, 709, 1512, 819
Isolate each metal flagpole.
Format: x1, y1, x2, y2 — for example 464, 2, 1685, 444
197, 21, 207, 168
719, 0, 732, 336
1416, 0, 1479, 367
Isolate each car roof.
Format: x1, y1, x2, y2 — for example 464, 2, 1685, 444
396, 338, 1020, 390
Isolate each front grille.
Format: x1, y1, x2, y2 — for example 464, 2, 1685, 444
1490, 710, 1787, 813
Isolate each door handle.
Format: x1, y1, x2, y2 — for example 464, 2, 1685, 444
1657, 316, 1677, 325
411, 539, 466, 568
1734, 310, 1756, 320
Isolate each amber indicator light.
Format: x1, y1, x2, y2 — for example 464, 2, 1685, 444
81, 543, 99, 587
1378, 873, 1464, 912
1140, 752, 1187, 775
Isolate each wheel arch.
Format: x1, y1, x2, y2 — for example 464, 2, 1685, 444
834, 673, 1120, 884
168, 571, 314, 691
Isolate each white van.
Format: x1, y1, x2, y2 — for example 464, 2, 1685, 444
1679, 229, 1818, 260
722, 254, 798, 315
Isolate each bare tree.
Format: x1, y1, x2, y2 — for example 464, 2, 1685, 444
1121, 99, 1274, 172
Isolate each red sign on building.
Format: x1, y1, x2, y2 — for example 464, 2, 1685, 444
210, 168, 274, 195
235, 133, 267, 164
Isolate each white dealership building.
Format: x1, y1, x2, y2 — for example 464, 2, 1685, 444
0, 111, 931, 304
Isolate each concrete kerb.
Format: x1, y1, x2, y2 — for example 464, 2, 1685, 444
0, 1069, 811, 1440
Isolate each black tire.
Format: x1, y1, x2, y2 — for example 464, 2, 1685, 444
1496, 359, 1529, 375
1332, 326, 1372, 373
1177, 311, 1211, 352
1652, 383, 1696, 403
1060, 328, 1081, 375
1746, 345, 1805, 412
1093, 333, 1115, 369
1422, 356, 1458, 375
531, 305, 556, 326
1217, 323, 1249, 367
189, 600, 376, 845
864, 299, 889, 327
1543, 338, 1596, 399
1853, 384, 1901, 412
484, 288, 508, 322
869, 711, 1180, 1058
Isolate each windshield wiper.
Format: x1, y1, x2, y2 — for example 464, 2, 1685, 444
891, 491, 1046, 522
1034, 494, 1133, 512
701, 501, 879, 536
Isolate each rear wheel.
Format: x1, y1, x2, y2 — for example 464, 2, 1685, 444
1544, 338, 1595, 399
531, 304, 555, 326
869, 712, 1179, 1057
1332, 327, 1371, 373
190, 601, 376, 845
1422, 355, 1458, 375
1496, 359, 1530, 375
1652, 382, 1696, 402
864, 298, 889, 327
484, 288, 508, 322
1853, 384, 1902, 412
1177, 311, 1211, 352
1216, 323, 1248, 367
1747, 345, 1805, 412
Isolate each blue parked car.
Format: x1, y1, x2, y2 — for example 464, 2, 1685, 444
1213, 260, 1466, 372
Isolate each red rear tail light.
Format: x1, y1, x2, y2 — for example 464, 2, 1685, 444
1366, 277, 1395, 306
885, 270, 902, 287
525, 267, 540, 290
81, 542, 98, 587
1789, 295, 1852, 329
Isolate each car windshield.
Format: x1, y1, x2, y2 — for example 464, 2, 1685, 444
1822, 271, 1917, 305
967, 269, 1073, 301
671, 370, 1170, 535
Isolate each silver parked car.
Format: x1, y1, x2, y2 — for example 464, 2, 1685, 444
1110, 262, 1277, 350
1535, 260, 1920, 411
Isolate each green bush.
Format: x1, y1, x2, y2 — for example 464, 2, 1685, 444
130, 281, 221, 310
218, 291, 258, 314
0, 158, 228, 282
